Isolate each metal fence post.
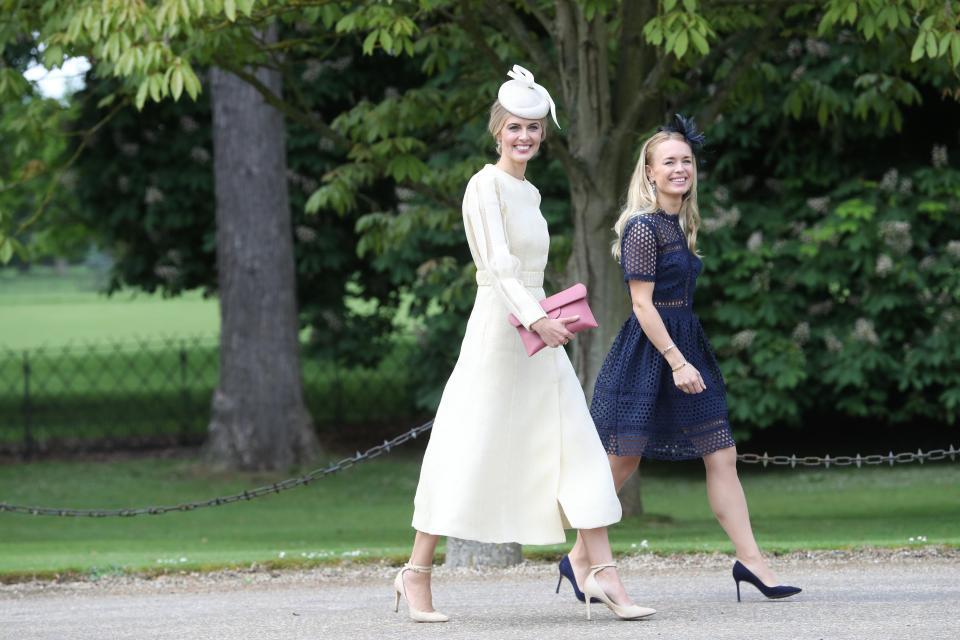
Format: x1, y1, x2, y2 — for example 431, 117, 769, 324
179, 343, 189, 445
22, 351, 34, 460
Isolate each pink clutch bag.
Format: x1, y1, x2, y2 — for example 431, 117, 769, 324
507, 282, 599, 357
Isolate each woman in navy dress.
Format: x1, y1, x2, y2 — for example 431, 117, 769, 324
559, 116, 800, 602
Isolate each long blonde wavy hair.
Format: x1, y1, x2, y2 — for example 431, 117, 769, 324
612, 131, 701, 260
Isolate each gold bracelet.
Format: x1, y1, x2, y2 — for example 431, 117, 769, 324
671, 362, 687, 373
661, 344, 676, 356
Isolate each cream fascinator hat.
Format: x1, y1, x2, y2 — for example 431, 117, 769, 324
497, 64, 560, 129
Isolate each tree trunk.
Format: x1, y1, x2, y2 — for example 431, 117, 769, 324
205, 26, 320, 470
444, 538, 522, 568
567, 167, 631, 397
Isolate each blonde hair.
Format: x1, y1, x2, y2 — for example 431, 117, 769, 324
488, 100, 547, 148
611, 131, 701, 259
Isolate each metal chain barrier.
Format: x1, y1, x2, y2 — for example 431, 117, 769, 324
0, 418, 955, 517
0, 420, 434, 518
736, 446, 958, 468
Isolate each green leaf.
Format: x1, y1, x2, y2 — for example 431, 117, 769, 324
362, 30, 379, 55
689, 28, 708, 55
925, 32, 937, 59
224, 0, 237, 22
0, 239, 12, 264
910, 35, 925, 62
96, 93, 116, 108
674, 30, 689, 58
951, 34, 960, 68
238, 0, 255, 16
171, 67, 184, 100
664, 0, 678, 11
135, 78, 149, 110
939, 32, 952, 57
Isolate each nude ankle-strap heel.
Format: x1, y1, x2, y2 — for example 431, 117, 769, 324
393, 563, 449, 623
582, 563, 657, 621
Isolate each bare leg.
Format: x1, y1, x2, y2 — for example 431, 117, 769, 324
703, 446, 778, 585
579, 526, 639, 606
569, 455, 642, 587
402, 531, 441, 612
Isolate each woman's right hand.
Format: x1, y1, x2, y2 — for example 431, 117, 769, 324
531, 315, 578, 348
672, 361, 706, 394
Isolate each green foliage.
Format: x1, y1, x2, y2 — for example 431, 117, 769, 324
696, 163, 960, 433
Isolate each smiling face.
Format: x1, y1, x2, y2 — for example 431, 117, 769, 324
496, 115, 543, 164
645, 137, 695, 200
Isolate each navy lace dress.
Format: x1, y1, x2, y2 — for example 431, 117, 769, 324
590, 210, 736, 460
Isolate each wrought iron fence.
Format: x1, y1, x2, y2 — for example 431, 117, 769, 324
0, 336, 417, 456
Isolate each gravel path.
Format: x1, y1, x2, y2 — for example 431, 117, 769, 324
3, 548, 958, 640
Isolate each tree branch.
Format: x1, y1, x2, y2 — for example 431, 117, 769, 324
218, 60, 351, 150
685, 8, 783, 125
484, 0, 559, 83
612, 53, 674, 142
448, 6, 505, 78
517, 0, 553, 33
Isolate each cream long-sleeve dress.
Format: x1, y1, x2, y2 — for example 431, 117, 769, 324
411, 164, 622, 545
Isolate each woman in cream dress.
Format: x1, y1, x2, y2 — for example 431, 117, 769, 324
393, 66, 655, 624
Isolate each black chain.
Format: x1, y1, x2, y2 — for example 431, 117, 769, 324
0, 420, 434, 517
0, 421, 955, 517
736, 446, 958, 468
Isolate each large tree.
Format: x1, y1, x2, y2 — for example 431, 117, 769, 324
205, 25, 320, 469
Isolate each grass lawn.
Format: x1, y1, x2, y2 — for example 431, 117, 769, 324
1, 453, 957, 579
0, 266, 219, 350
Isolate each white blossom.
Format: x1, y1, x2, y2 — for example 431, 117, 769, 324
879, 220, 912, 254
732, 330, 757, 351
875, 254, 893, 277
932, 144, 948, 169
806, 196, 830, 213
295, 225, 317, 243
190, 146, 210, 164
823, 332, 843, 353
143, 186, 165, 205
880, 168, 899, 192
851, 318, 879, 344
792, 322, 810, 345
747, 231, 764, 252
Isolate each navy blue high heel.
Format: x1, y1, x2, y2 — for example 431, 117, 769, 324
732, 560, 802, 601
556, 555, 599, 603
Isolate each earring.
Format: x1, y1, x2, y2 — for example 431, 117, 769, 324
649, 181, 657, 195
495, 139, 502, 154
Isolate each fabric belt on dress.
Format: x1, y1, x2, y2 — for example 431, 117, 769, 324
475, 269, 544, 288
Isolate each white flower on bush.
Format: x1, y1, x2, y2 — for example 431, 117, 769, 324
880, 168, 899, 192
747, 231, 764, 252
823, 332, 843, 353
946, 240, 960, 259
190, 146, 210, 164
732, 330, 757, 351
806, 196, 830, 213
144, 186, 165, 206
851, 318, 879, 344
879, 221, 912, 254
295, 225, 317, 243
792, 322, 810, 346
931, 145, 948, 169
875, 254, 893, 277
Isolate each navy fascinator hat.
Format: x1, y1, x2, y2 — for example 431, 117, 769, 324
659, 113, 706, 153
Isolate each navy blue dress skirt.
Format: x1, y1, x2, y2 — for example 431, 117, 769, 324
590, 210, 736, 460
